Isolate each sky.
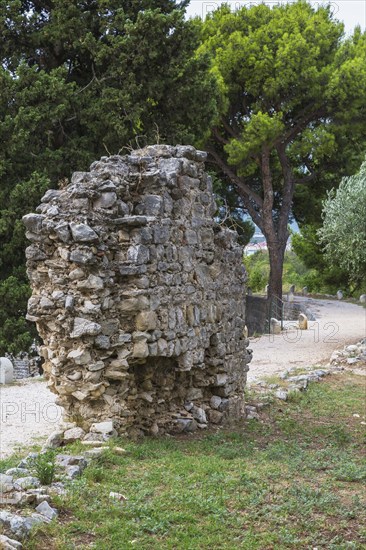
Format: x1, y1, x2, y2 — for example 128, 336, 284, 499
186, 1, 366, 34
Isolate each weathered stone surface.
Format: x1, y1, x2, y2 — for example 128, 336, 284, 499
275, 390, 288, 401
5, 468, 29, 478
69, 222, 99, 242
298, 313, 308, 330
0, 534, 23, 549
22, 214, 44, 234
55, 455, 87, 470
35, 501, 58, 520
70, 318, 101, 338
210, 395, 222, 410
135, 311, 158, 331
90, 421, 114, 434
11, 513, 49, 538
270, 318, 282, 335
13, 477, 40, 491
42, 431, 64, 449
93, 192, 117, 209
63, 427, 86, 442
0, 357, 14, 385
0, 474, 14, 493
25, 145, 251, 436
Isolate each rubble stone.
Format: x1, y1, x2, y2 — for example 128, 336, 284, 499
24, 145, 251, 435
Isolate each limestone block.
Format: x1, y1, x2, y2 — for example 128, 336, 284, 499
93, 192, 117, 209
22, 214, 44, 234
67, 348, 91, 365
77, 275, 104, 290
90, 421, 114, 434
69, 222, 98, 242
135, 311, 158, 331
210, 395, 222, 409
70, 318, 101, 338
132, 341, 149, 358
69, 268, 85, 280
207, 409, 223, 424
54, 221, 71, 242
270, 318, 282, 334
298, 313, 308, 330
135, 195, 163, 216
186, 387, 203, 401
63, 427, 86, 442
0, 474, 14, 493
35, 500, 58, 520
0, 534, 23, 549
0, 357, 14, 385
70, 248, 94, 264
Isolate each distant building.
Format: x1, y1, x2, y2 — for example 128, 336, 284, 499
245, 241, 268, 255
244, 231, 292, 256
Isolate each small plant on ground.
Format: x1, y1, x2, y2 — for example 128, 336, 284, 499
28, 451, 56, 485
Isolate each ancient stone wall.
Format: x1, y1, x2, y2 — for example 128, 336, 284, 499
24, 145, 251, 436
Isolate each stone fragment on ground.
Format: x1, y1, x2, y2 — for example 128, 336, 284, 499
0, 442, 127, 543
0, 534, 23, 549
35, 501, 58, 520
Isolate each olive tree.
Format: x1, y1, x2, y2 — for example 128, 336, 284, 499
318, 159, 366, 287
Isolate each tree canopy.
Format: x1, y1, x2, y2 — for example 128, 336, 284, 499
199, 0, 366, 301
318, 158, 366, 288
0, 0, 219, 354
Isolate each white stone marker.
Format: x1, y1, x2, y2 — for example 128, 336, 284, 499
0, 357, 14, 384
298, 313, 308, 330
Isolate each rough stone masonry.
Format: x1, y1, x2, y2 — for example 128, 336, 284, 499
24, 145, 251, 436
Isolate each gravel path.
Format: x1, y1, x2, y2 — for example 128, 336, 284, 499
0, 379, 62, 459
0, 298, 364, 458
248, 297, 366, 384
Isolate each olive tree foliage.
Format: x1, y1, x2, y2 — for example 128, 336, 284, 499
318, 159, 366, 286
198, 1, 366, 301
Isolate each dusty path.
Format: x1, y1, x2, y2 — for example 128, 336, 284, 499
247, 297, 366, 384
0, 379, 62, 459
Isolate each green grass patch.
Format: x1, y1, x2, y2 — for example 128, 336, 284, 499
1, 373, 365, 549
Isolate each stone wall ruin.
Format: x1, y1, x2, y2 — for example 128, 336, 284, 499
24, 145, 251, 436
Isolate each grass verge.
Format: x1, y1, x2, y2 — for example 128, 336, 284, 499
1, 373, 365, 549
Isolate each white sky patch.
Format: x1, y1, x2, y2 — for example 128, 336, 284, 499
186, 1, 366, 34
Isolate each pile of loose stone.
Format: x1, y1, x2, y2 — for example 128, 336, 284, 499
329, 339, 366, 371
24, 144, 251, 437
0, 454, 81, 546
0, 426, 124, 548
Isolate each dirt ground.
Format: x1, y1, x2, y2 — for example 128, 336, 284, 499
247, 297, 366, 384
0, 379, 61, 459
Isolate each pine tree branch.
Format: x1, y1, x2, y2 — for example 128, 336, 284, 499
207, 147, 263, 227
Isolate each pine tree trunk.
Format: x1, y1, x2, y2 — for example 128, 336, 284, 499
267, 241, 286, 302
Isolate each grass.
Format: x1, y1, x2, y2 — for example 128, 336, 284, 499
1, 373, 365, 549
